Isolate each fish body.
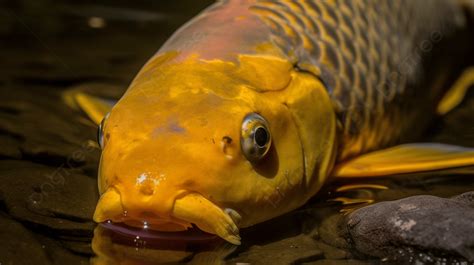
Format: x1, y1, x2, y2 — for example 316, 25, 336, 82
93, 0, 474, 244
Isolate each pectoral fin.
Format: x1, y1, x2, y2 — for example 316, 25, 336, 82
333, 143, 474, 178
62, 90, 116, 125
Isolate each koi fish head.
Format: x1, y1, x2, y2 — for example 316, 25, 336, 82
93, 53, 336, 244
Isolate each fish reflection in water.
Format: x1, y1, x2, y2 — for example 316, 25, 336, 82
91, 222, 236, 264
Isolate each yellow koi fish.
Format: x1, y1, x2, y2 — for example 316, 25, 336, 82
78, 0, 474, 244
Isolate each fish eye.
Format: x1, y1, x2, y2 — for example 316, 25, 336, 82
241, 113, 272, 163
97, 113, 109, 149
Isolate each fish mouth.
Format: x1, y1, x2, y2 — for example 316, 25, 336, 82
93, 189, 242, 245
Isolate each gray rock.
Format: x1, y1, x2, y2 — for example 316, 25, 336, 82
346, 191, 474, 262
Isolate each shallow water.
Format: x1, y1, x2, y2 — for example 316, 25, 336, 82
0, 1, 473, 265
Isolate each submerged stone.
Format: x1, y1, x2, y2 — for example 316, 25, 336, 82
346, 191, 474, 262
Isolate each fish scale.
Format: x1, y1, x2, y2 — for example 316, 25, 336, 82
250, 0, 467, 159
